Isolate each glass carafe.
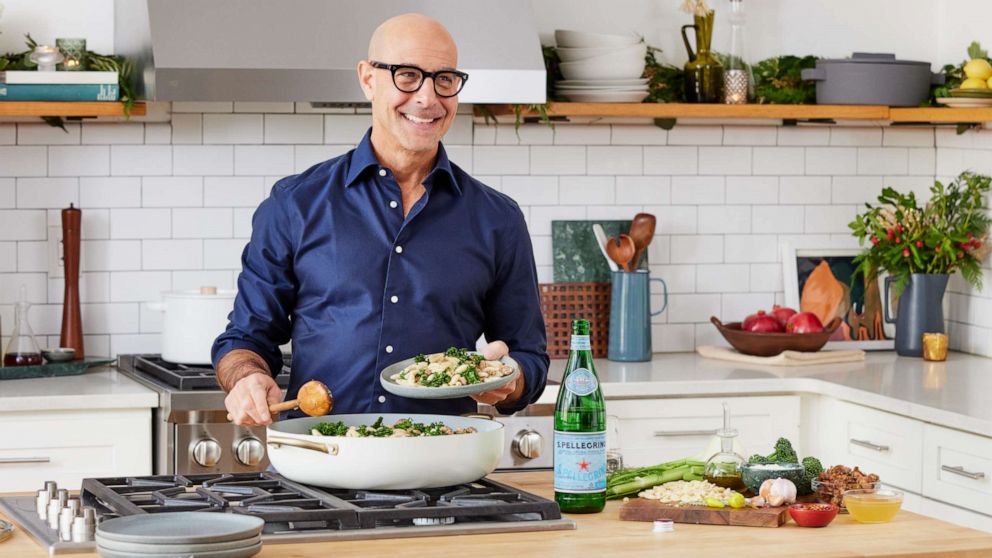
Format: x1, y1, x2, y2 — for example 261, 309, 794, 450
724, 0, 754, 104
4, 286, 42, 367
681, 10, 724, 103
703, 402, 746, 490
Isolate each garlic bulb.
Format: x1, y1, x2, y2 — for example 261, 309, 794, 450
759, 478, 797, 507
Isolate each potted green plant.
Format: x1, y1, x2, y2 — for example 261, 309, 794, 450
849, 172, 991, 357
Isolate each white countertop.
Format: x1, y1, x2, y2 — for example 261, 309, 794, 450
0, 367, 157, 412
539, 351, 992, 436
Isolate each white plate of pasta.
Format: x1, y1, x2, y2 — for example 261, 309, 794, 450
379, 347, 520, 400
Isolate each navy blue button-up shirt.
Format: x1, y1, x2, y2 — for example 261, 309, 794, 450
212, 129, 548, 417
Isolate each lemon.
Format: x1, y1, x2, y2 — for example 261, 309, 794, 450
964, 58, 992, 80
961, 77, 989, 89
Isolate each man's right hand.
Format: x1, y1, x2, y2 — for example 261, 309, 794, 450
224, 372, 282, 426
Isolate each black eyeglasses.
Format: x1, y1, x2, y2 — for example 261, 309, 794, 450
369, 61, 468, 98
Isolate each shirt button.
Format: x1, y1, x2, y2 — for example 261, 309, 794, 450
389, 200, 398, 209
390, 295, 399, 303
395, 245, 403, 254
378, 169, 387, 177
378, 395, 386, 404
385, 345, 394, 353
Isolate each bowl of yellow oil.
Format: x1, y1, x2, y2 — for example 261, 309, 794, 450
843, 488, 904, 523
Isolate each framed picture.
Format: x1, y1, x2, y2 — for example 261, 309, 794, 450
781, 245, 894, 351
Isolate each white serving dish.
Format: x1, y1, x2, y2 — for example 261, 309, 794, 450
559, 90, 650, 103
556, 43, 646, 62
555, 29, 641, 48
559, 57, 645, 81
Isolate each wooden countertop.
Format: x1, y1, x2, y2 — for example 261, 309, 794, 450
3, 472, 992, 558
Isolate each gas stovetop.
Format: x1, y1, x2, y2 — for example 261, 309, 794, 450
0, 473, 574, 554
123, 354, 292, 391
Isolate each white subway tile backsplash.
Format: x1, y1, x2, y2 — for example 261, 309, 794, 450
110, 271, 172, 302
694, 322, 728, 347
295, 145, 352, 172
832, 176, 883, 204
264, 115, 323, 144
696, 264, 750, 292
726, 176, 777, 204
173, 208, 234, 239
324, 115, 373, 144
698, 146, 751, 175
0, 272, 48, 303
204, 239, 248, 269
752, 205, 804, 233
697, 206, 750, 234
753, 147, 804, 175
530, 236, 551, 267
749, 263, 784, 292
651, 324, 695, 352
805, 205, 858, 233
171, 114, 203, 144
143, 239, 203, 270
443, 117, 473, 145
80, 177, 141, 208
177, 145, 236, 175
667, 293, 721, 323
643, 146, 697, 175
830, 127, 882, 146
777, 127, 830, 146
235, 102, 295, 113
667, 125, 722, 145
204, 176, 265, 207
671, 176, 724, 205
233, 145, 296, 176
0, 210, 46, 240
145, 123, 172, 145
445, 146, 473, 173
172, 102, 233, 113
721, 293, 775, 321
109, 334, 163, 357
857, 147, 908, 175
16, 178, 78, 208
497, 124, 555, 146
110, 208, 171, 239
554, 125, 610, 145
805, 147, 857, 175
0, 242, 14, 272
473, 125, 496, 145
670, 235, 723, 263
883, 127, 934, 147
173, 270, 235, 291
82, 123, 144, 145
779, 176, 831, 205
0, 124, 15, 145
474, 146, 529, 175
0, 147, 47, 176
111, 145, 172, 176
725, 235, 778, 263
616, 176, 670, 205
233, 208, 254, 238
524, 146, 582, 176
81, 209, 110, 240
528, 206, 586, 236
647, 205, 697, 234
140, 302, 163, 333
0, 178, 13, 208
48, 272, 110, 304
611, 125, 668, 146
16, 241, 47, 272
586, 204, 646, 222
723, 126, 776, 146
908, 147, 936, 175
588, 146, 641, 175
143, 177, 203, 207
48, 145, 110, 177
203, 114, 263, 144
650, 264, 695, 293
82, 303, 140, 334
18, 123, 80, 145
560, 176, 614, 205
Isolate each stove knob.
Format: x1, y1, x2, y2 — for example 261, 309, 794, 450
192, 439, 222, 468
235, 437, 264, 467
511, 429, 543, 460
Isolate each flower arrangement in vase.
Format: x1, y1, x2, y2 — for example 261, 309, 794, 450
679, 0, 723, 103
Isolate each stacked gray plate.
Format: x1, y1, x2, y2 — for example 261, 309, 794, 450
96, 512, 264, 558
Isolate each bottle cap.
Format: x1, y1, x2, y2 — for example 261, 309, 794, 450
653, 518, 674, 532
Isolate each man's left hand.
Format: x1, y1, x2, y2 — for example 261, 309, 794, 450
471, 340, 526, 406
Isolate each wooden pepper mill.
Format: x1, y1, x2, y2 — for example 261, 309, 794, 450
60, 204, 84, 359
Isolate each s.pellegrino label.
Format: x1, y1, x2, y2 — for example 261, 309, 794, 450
554, 319, 606, 513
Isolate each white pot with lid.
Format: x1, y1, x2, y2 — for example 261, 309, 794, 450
145, 287, 236, 364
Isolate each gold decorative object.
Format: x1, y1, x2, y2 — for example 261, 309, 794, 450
922, 332, 948, 361
56, 38, 86, 70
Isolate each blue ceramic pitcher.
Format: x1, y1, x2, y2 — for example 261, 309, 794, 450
608, 270, 668, 361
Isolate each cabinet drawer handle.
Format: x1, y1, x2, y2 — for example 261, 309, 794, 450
0, 457, 51, 464
653, 429, 717, 437
850, 439, 890, 452
942, 465, 986, 480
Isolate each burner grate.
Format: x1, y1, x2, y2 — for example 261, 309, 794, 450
131, 354, 291, 390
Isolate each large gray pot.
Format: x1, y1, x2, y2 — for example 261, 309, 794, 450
801, 53, 944, 107
884, 273, 948, 357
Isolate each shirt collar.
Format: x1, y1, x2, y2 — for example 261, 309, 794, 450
345, 127, 461, 195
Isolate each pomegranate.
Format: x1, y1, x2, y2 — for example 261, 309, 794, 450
770, 304, 797, 327
742, 311, 784, 333
785, 312, 824, 334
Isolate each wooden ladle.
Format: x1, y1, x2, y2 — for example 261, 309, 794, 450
628, 213, 656, 270
606, 234, 636, 272
227, 379, 333, 422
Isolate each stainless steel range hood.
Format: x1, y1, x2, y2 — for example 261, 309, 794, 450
114, 0, 546, 104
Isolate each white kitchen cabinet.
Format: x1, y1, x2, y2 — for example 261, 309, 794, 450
923, 423, 992, 514
606, 396, 800, 467
817, 398, 923, 493
0, 408, 151, 492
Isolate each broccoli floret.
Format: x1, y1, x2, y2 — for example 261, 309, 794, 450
748, 454, 769, 464
800, 456, 824, 495
413, 353, 427, 363
772, 438, 799, 463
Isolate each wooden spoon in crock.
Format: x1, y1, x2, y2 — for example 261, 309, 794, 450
628, 213, 656, 270
606, 234, 636, 272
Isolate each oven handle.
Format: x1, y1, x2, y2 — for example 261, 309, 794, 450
267, 436, 339, 455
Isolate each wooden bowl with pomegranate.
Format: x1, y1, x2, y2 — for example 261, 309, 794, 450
710, 316, 842, 357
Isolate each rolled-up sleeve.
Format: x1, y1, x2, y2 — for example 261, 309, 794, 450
484, 204, 549, 414
211, 185, 298, 376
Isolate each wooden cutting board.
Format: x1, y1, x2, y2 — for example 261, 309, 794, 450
618, 498, 790, 528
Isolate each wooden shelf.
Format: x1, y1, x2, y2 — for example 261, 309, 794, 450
0, 101, 146, 117
477, 102, 992, 124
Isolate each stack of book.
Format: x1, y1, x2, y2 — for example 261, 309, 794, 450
0, 71, 119, 101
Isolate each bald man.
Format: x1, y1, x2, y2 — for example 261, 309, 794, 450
213, 14, 549, 426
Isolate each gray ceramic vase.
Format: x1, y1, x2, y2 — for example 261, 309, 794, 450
885, 273, 949, 357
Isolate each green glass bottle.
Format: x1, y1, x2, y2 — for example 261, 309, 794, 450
554, 319, 607, 513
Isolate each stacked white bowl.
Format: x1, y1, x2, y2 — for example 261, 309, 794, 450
554, 29, 648, 102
